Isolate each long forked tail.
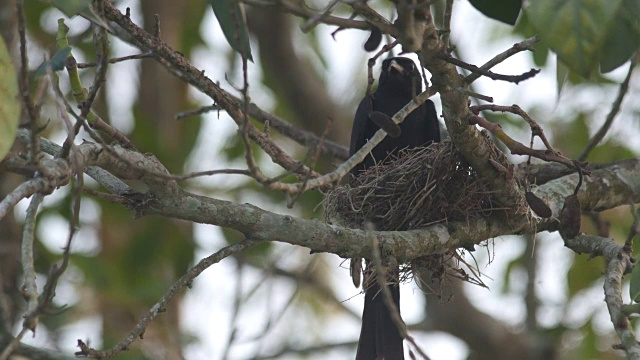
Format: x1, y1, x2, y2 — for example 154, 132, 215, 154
355, 281, 404, 360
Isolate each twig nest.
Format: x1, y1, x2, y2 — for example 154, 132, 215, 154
324, 139, 497, 232
324, 139, 500, 293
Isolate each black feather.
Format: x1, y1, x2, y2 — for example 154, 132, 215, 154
351, 57, 440, 360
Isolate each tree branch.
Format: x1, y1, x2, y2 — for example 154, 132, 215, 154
578, 53, 637, 161
10, 131, 640, 263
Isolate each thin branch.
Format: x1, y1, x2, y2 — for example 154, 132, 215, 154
464, 36, 539, 84
0, 178, 55, 222
442, 53, 540, 84
625, 204, 639, 249
20, 193, 43, 322
349, 1, 398, 37
80, 4, 109, 120
578, 53, 637, 161
468, 114, 576, 168
300, 0, 341, 33
440, 0, 453, 49
249, 341, 358, 360
175, 104, 219, 120
77, 52, 153, 68
75, 239, 258, 359
15, 129, 132, 196
16, 0, 40, 164
0, 192, 44, 360
104, 2, 319, 178
0, 335, 76, 360
0, 328, 29, 360
220, 261, 243, 360
177, 102, 350, 161
471, 104, 555, 153
242, 0, 371, 31
463, 89, 493, 103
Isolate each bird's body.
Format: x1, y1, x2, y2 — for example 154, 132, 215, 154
350, 58, 440, 175
350, 57, 440, 360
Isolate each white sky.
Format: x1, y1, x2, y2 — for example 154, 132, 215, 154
14, 0, 640, 359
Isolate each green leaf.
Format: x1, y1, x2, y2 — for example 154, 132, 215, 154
525, 0, 623, 77
210, 0, 253, 61
33, 46, 71, 78
599, 0, 640, 73
51, 0, 92, 17
469, 0, 522, 25
630, 263, 640, 302
0, 36, 19, 161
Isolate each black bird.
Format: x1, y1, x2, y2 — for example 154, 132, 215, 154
350, 57, 440, 360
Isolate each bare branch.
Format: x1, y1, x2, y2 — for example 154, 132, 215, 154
242, 0, 371, 31
440, 0, 454, 49
442, 54, 540, 84
464, 36, 539, 84
564, 234, 640, 358
103, 2, 319, 178
75, 239, 258, 359
20, 193, 43, 324
579, 53, 637, 161
15, 0, 40, 164
300, 0, 342, 33
77, 52, 153, 68
468, 113, 576, 168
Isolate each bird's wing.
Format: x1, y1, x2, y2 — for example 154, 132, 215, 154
423, 99, 441, 143
349, 95, 374, 156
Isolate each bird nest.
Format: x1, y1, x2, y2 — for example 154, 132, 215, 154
323, 139, 501, 292
324, 139, 496, 231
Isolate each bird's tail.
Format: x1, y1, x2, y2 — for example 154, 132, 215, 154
355, 280, 404, 360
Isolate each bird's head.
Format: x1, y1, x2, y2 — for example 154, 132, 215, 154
378, 57, 422, 98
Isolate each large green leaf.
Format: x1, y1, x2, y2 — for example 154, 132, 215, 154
0, 36, 19, 161
210, 0, 253, 61
525, 0, 623, 76
599, 0, 640, 73
469, 0, 522, 25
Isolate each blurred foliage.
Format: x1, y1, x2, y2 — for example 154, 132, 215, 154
567, 255, 605, 298
0, 35, 19, 161
525, 0, 639, 76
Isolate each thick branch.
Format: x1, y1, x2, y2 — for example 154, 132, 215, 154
564, 234, 640, 358
10, 132, 640, 262
417, 7, 525, 211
